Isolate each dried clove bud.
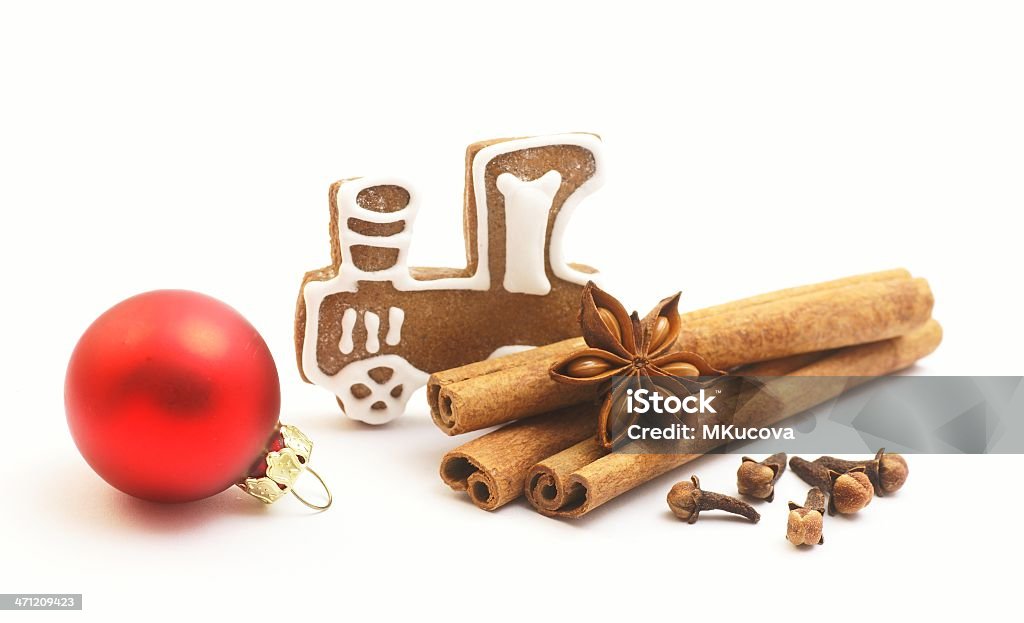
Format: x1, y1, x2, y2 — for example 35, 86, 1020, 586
828, 467, 873, 515
790, 457, 874, 515
789, 456, 832, 490
667, 476, 760, 524
812, 449, 908, 497
736, 452, 786, 502
786, 487, 826, 546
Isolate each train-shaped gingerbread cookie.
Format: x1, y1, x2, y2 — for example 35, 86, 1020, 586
295, 134, 604, 424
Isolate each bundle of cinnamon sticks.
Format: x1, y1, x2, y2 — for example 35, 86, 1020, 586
433, 269, 941, 517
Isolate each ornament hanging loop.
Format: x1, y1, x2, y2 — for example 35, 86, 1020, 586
238, 424, 331, 511
291, 466, 333, 511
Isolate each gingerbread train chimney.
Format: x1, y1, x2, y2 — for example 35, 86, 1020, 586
338, 183, 416, 281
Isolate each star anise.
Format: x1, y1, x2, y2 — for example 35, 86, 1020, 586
550, 282, 723, 450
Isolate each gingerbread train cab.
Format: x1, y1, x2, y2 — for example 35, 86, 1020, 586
295, 134, 605, 424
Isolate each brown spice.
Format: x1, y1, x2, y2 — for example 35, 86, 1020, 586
439, 404, 596, 511
525, 321, 941, 519
667, 476, 760, 524
786, 488, 826, 546
549, 282, 721, 450
828, 468, 874, 514
428, 272, 936, 437
788, 456, 832, 490
736, 452, 787, 502
675, 277, 934, 369
790, 457, 874, 515
813, 449, 909, 496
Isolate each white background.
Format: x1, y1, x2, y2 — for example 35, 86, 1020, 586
2, 1, 1022, 621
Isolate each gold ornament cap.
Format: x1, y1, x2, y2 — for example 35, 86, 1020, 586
237, 424, 332, 510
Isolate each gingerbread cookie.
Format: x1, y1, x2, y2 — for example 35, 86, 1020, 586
296, 134, 605, 424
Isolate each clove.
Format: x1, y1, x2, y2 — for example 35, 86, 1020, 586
812, 449, 908, 497
786, 487, 826, 546
827, 467, 873, 515
736, 452, 786, 502
667, 476, 760, 524
789, 455, 832, 490
790, 456, 873, 515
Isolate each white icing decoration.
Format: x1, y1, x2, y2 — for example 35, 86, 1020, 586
329, 355, 428, 425
386, 307, 404, 346
363, 311, 380, 354
301, 134, 604, 424
496, 170, 561, 295
339, 308, 357, 354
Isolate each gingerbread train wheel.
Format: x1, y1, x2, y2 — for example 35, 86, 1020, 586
295, 134, 605, 424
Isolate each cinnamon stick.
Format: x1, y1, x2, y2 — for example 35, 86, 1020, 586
524, 319, 942, 518
735, 351, 833, 376
680, 268, 910, 321
787, 319, 942, 377
429, 339, 593, 435
430, 271, 933, 435
439, 403, 596, 511
525, 438, 606, 513
676, 277, 933, 368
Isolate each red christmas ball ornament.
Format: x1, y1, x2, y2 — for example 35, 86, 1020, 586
65, 290, 330, 508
